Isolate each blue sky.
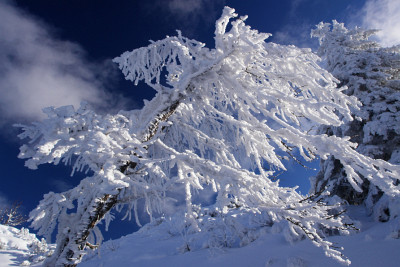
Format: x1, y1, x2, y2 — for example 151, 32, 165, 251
0, 0, 399, 240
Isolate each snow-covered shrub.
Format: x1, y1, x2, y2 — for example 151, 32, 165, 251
0, 201, 27, 226
0, 238, 6, 250
29, 238, 48, 254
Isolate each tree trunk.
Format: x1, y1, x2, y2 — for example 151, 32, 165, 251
48, 97, 183, 266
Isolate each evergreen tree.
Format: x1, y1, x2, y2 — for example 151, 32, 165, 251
311, 21, 400, 223
17, 9, 400, 266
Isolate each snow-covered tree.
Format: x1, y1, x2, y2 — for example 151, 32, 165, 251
311, 21, 400, 225
16, 8, 400, 266
0, 201, 27, 226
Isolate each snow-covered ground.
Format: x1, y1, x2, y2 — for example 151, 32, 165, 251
0, 225, 52, 266
1, 206, 399, 267
78, 207, 400, 267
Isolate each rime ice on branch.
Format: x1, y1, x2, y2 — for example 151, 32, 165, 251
17, 7, 400, 266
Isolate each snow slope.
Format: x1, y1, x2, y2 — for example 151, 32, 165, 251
78, 207, 400, 267
0, 206, 399, 266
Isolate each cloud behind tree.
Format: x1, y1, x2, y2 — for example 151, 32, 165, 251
0, 1, 120, 126
360, 0, 400, 47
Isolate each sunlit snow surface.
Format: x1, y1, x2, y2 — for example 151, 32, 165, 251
1, 206, 399, 266
73, 207, 398, 267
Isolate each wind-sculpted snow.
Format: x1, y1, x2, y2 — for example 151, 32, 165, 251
16, 7, 400, 266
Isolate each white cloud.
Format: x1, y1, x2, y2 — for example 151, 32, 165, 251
272, 22, 318, 49
0, 1, 120, 125
0, 193, 9, 209
360, 0, 400, 47
50, 179, 73, 193
150, 0, 226, 36
168, 0, 203, 14
270, 0, 319, 49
